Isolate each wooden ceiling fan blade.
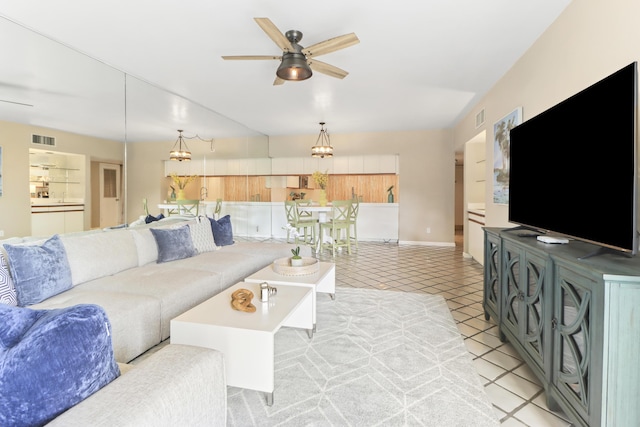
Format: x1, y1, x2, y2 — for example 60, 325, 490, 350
308, 59, 348, 79
303, 33, 359, 57
221, 55, 281, 60
254, 18, 294, 52
273, 77, 285, 86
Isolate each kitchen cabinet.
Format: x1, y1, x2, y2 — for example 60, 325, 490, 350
31, 204, 84, 236
483, 228, 640, 427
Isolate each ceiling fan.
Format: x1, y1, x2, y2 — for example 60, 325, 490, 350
222, 18, 359, 85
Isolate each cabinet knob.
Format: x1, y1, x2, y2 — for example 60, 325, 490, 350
551, 318, 558, 329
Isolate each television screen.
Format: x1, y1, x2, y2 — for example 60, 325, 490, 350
508, 62, 637, 255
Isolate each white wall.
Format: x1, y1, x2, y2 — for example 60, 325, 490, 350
453, 0, 640, 229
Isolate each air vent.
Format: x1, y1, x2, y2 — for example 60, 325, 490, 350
32, 134, 56, 146
475, 109, 485, 128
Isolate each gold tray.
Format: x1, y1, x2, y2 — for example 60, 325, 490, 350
272, 257, 319, 276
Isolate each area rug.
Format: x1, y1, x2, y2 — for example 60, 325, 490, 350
226, 287, 499, 426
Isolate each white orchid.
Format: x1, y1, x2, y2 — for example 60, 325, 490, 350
282, 223, 301, 237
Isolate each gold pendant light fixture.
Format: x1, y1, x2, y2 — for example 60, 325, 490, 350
311, 122, 333, 158
169, 130, 192, 162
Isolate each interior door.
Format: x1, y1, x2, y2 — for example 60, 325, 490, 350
99, 163, 122, 227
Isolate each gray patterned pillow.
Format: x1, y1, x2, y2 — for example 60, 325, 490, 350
0, 252, 17, 306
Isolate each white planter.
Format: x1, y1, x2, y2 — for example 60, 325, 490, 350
290, 257, 304, 267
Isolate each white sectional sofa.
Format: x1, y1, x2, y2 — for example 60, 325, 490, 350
0, 216, 307, 425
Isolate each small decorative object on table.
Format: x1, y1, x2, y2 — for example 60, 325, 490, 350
290, 246, 303, 266
260, 282, 277, 302
387, 185, 394, 203
273, 256, 319, 276
230, 288, 256, 313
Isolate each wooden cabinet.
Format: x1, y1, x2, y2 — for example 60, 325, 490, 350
484, 228, 640, 427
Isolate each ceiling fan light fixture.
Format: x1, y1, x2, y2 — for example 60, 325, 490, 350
276, 53, 312, 81
169, 129, 192, 162
311, 122, 333, 158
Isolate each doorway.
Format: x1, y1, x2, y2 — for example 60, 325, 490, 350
92, 162, 123, 228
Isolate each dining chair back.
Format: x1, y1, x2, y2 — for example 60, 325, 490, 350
284, 200, 316, 244
167, 199, 199, 217
214, 198, 223, 219
348, 198, 360, 250
143, 198, 150, 216
296, 199, 314, 220
319, 200, 352, 256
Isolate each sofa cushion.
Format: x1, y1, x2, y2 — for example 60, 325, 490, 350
150, 226, 197, 263
209, 215, 234, 246
0, 252, 17, 306
188, 216, 217, 253
0, 304, 120, 427
31, 288, 162, 363
61, 229, 139, 286
130, 228, 159, 266
3, 235, 73, 306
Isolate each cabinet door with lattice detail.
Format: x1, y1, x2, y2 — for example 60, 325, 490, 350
483, 230, 501, 323
552, 265, 596, 424
501, 241, 522, 341
522, 250, 548, 376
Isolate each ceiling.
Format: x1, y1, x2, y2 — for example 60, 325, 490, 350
0, 1, 571, 142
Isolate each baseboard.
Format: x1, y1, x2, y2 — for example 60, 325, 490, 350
399, 240, 456, 247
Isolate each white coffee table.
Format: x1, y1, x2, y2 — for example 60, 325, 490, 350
244, 261, 335, 332
170, 281, 313, 406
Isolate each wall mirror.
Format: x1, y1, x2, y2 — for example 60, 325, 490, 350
0, 15, 271, 237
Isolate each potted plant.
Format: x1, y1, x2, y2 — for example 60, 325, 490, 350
290, 246, 304, 266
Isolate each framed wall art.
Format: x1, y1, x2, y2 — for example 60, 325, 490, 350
493, 107, 522, 204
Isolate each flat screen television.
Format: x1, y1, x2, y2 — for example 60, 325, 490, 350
508, 62, 638, 255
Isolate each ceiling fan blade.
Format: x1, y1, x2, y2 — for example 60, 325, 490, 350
308, 59, 348, 79
273, 77, 285, 86
221, 55, 281, 60
303, 33, 360, 57
254, 18, 294, 53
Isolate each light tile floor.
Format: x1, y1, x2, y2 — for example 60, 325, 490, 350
306, 236, 573, 427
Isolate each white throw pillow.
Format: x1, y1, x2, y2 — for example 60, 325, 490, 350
188, 216, 217, 253
130, 228, 159, 266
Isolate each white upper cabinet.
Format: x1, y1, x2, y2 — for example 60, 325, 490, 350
362, 154, 398, 174
348, 156, 364, 174
332, 157, 349, 174
167, 155, 398, 176
271, 158, 287, 175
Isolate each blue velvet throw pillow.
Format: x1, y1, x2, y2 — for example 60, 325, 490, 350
3, 235, 73, 306
150, 226, 197, 263
0, 304, 120, 427
209, 214, 234, 246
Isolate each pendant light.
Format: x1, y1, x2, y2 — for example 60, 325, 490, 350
169, 130, 191, 162
311, 122, 333, 158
